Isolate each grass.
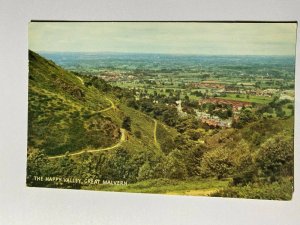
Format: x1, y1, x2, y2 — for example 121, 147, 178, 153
29, 51, 165, 157
84, 177, 230, 196
28, 51, 121, 156
282, 103, 293, 117
216, 93, 272, 104
211, 178, 293, 200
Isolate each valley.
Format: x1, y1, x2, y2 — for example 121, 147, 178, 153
27, 51, 295, 200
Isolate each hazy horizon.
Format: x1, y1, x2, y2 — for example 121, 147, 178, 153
34, 50, 296, 57
29, 22, 297, 56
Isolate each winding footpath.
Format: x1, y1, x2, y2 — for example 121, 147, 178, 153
48, 128, 126, 159
99, 97, 116, 112
153, 119, 160, 149
48, 76, 122, 160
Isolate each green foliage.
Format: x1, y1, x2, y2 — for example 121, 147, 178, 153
91, 177, 229, 195
230, 140, 257, 185
27, 51, 295, 200
200, 148, 234, 179
75, 152, 98, 180
162, 108, 178, 127
200, 140, 255, 182
134, 130, 142, 139
28, 51, 119, 155
27, 148, 51, 187
164, 150, 188, 179
156, 123, 177, 155
85, 76, 111, 92
105, 148, 131, 181
137, 161, 155, 181
233, 108, 257, 128
211, 179, 293, 200
175, 116, 200, 133
122, 116, 132, 132
256, 133, 294, 180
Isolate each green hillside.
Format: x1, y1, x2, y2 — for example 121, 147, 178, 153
28, 50, 177, 157
27, 51, 294, 200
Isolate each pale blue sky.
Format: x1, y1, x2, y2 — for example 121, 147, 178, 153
29, 22, 297, 55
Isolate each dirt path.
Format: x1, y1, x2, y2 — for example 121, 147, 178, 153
99, 97, 116, 112
76, 75, 84, 85
153, 119, 160, 148
48, 77, 122, 159
48, 128, 126, 159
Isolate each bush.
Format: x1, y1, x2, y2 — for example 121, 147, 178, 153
164, 149, 188, 179
211, 179, 293, 200
134, 130, 142, 139
256, 133, 294, 180
122, 116, 132, 132
137, 161, 154, 181
200, 148, 233, 179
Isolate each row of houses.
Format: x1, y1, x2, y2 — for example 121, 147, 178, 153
224, 88, 279, 97
189, 81, 279, 98
199, 98, 252, 112
190, 82, 225, 89
195, 110, 232, 128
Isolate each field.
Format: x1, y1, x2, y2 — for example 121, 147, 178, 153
216, 93, 273, 104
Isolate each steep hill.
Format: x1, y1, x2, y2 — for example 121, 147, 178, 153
28, 50, 176, 157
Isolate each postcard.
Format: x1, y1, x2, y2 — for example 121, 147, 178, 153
27, 22, 297, 200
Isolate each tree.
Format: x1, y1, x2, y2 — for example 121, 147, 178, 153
186, 129, 202, 141
127, 98, 139, 109
231, 140, 256, 186
75, 151, 98, 181
200, 147, 233, 179
105, 148, 131, 181
56, 152, 77, 177
162, 108, 178, 127
164, 149, 188, 179
184, 144, 206, 176
234, 108, 257, 128
27, 148, 51, 186
122, 116, 131, 132
256, 133, 294, 181
137, 161, 154, 181
200, 140, 255, 182
87, 76, 111, 92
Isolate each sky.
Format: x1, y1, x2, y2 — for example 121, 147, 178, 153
29, 22, 297, 55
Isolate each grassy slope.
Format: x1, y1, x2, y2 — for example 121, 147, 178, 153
28, 50, 177, 157
205, 117, 294, 151
84, 178, 230, 196
28, 51, 120, 155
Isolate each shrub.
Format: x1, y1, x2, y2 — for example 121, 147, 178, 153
164, 149, 188, 179
211, 179, 293, 200
256, 133, 294, 181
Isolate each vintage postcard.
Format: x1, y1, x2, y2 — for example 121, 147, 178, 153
27, 22, 297, 200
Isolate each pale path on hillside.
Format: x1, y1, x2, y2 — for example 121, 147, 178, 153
153, 119, 159, 148
48, 128, 126, 159
48, 77, 122, 159
99, 97, 116, 112
76, 76, 84, 85
76, 75, 116, 112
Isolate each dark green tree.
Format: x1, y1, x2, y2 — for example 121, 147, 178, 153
164, 149, 188, 179
122, 116, 132, 132
256, 133, 294, 181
